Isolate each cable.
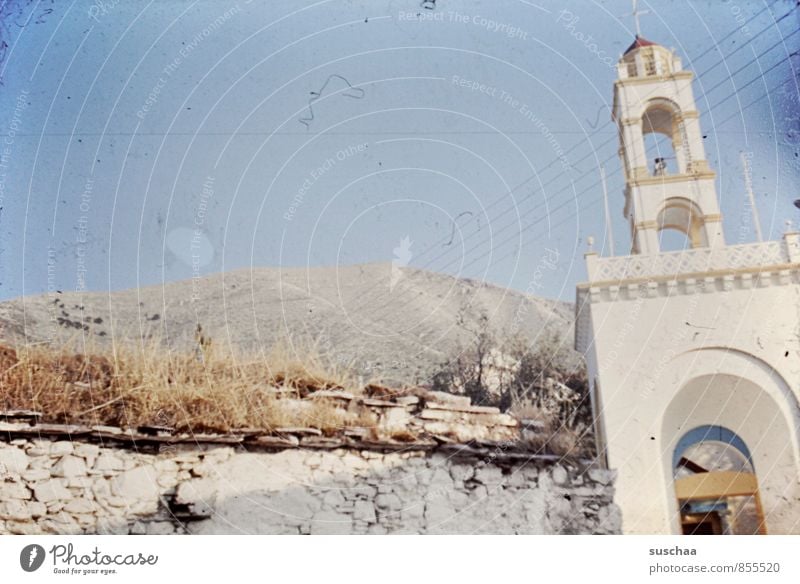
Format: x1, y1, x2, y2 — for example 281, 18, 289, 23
352, 8, 800, 285
350, 47, 800, 329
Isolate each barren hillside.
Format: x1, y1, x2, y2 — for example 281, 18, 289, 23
0, 263, 576, 384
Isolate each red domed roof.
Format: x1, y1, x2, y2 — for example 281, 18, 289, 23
623, 35, 659, 55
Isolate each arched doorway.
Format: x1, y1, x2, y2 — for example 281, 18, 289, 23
659, 355, 800, 535
673, 425, 766, 534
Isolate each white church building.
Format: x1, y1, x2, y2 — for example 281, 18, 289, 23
575, 35, 800, 534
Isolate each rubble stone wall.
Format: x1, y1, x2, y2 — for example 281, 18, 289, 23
0, 439, 620, 535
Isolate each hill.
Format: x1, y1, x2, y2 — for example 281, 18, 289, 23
0, 263, 577, 385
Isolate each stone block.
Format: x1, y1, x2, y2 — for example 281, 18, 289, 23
377, 407, 412, 431
6, 520, 43, 535
33, 479, 71, 502
74, 444, 100, 459
96, 517, 130, 535
50, 441, 74, 456
551, 465, 568, 486
489, 413, 519, 427
374, 493, 402, 513
175, 479, 215, 506
110, 465, 160, 502
449, 463, 475, 483
418, 408, 449, 422
91, 477, 111, 499
94, 453, 125, 472
423, 391, 472, 408
322, 489, 345, 509
52, 455, 88, 478
64, 498, 97, 514
588, 468, 617, 486
353, 500, 377, 523
28, 501, 47, 518
202, 447, 234, 462
46, 501, 65, 513
21, 468, 51, 482
74, 514, 97, 528
68, 476, 94, 488
474, 465, 503, 486
596, 505, 622, 534
0, 447, 29, 473
190, 462, 222, 478
423, 421, 485, 441
0, 481, 32, 500
155, 459, 179, 474
0, 500, 32, 521
157, 473, 179, 489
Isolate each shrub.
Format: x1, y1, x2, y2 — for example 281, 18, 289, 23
429, 310, 594, 455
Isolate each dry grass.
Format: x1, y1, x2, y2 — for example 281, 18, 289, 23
512, 399, 591, 457
510, 400, 556, 433
0, 339, 364, 434
547, 425, 588, 457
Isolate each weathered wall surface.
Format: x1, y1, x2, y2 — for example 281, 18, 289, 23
0, 439, 620, 535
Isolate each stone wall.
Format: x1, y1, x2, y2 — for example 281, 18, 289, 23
0, 438, 619, 535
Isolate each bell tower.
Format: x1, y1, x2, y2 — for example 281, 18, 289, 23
576, 35, 800, 534
613, 36, 723, 254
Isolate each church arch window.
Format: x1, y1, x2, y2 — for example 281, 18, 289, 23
641, 98, 687, 175
656, 197, 706, 250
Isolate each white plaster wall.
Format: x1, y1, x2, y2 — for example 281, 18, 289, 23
586, 280, 800, 534
0, 441, 620, 535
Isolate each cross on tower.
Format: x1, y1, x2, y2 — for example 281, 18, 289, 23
627, 0, 650, 36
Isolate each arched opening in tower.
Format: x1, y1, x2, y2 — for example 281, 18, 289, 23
641, 101, 686, 176
673, 425, 766, 535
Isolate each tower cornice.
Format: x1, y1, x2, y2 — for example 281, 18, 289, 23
614, 70, 694, 87
629, 170, 716, 186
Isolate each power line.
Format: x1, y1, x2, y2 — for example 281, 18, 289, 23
349, 44, 800, 328
464, 74, 800, 279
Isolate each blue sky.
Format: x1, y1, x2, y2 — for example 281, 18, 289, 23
0, 0, 798, 302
